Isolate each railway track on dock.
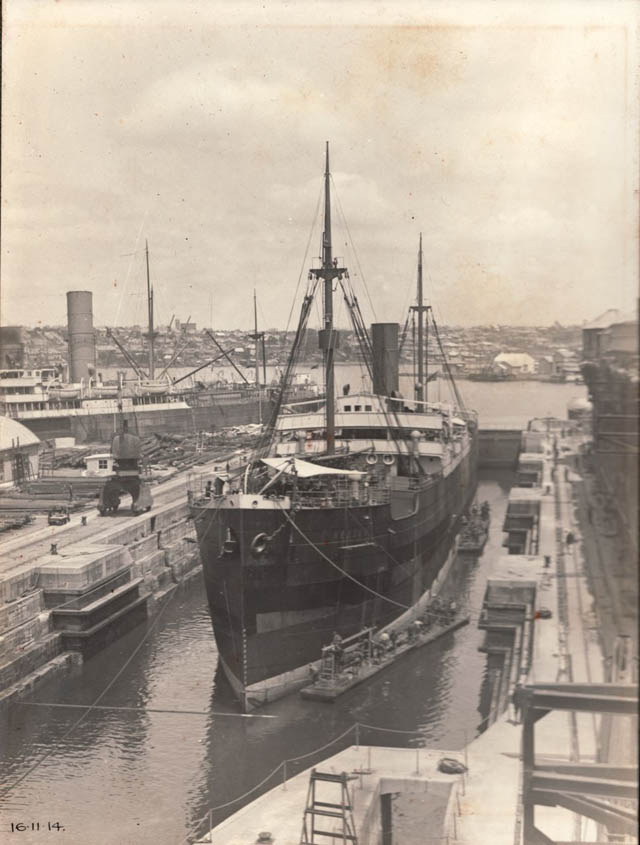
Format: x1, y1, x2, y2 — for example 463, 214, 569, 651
0, 449, 249, 576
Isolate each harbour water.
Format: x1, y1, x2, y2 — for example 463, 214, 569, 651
1, 471, 507, 845
0, 381, 585, 845
103, 361, 585, 429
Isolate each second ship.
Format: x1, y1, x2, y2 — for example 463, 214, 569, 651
191, 145, 478, 711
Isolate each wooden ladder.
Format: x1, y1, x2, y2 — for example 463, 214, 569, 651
300, 769, 357, 844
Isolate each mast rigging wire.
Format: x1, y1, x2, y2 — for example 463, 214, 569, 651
331, 175, 378, 323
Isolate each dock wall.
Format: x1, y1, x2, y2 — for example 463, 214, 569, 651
478, 428, 521, 469
0, 499, 201, 708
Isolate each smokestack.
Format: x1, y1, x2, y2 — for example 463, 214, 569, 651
66, 291, 96, 383
371, 323, 399, 396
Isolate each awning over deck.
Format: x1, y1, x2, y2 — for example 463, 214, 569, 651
260, 457, 364, 479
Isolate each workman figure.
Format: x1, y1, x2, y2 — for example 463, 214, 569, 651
331, 633, 344, 671
512, 682, 526, 724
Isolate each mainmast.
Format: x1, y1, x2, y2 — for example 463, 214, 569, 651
145, 240, 157, 381
310, 143, 346, 454
411, 233, 430, 404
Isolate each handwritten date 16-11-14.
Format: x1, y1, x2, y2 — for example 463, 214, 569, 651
10, 823, 64, 833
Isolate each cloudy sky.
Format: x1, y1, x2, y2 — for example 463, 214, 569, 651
2, 1, 638, 331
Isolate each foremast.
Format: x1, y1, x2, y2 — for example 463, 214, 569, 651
309, 143, 347, 454
145, 240, 157, 381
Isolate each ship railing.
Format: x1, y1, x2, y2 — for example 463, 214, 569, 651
291, 484, 390, 509
186, 468, 237, 505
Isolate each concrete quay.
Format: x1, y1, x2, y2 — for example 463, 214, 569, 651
0, 448, 247, 709
191, 422, 636, 845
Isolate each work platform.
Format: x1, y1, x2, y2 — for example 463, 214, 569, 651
300, 617, 470, 702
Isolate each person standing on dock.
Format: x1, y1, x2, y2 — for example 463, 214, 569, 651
511, 682, 526, 724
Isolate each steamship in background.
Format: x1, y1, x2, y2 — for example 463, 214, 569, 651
190, 145, 479, 711
0, 261, 317, 443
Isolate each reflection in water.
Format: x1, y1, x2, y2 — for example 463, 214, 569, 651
1, 471, 511, 845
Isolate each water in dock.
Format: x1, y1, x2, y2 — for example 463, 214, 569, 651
1, 470, 512, 845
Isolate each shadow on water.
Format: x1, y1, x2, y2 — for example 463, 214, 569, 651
1, 471, 513, 845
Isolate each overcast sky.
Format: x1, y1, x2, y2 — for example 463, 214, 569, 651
2, 1, 638, 331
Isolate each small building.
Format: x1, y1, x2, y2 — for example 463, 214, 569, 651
84, 453, 115, 476
0, 416, 41, 487
493, 352, 536, 375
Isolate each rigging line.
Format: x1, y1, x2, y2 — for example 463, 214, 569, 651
1, 584, 180, 797
338, 280, 373, 383
343, 508, 485, 617
330, 175, 378, 322
431, 315, 465, 411
114, 210, 149, 327
284, 179, 324, 336
20, 702, 276, 719
276, 503, 409, 611
256, 282, 319, 456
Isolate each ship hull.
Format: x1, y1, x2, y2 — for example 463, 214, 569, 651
8, 386, 320, 443
192, 439, 478, 709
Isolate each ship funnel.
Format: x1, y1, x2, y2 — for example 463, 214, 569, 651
371, 323, 399, 396
66, 290, 96, 383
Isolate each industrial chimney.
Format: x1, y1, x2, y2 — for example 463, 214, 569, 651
66, 291, 96, 383
371, 323, 399, 396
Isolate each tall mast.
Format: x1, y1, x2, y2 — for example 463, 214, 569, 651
411, 233, 428, 403
310, 142, 346, 454
253, 289, 260, 388
416, 233, 424, 402
145, 240, 156, 380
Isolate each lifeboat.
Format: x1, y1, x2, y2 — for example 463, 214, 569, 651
47, 383, 82, 401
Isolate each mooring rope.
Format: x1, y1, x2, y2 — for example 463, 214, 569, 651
276, 502, 409, 611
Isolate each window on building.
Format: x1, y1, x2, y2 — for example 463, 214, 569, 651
343, 405, 351, 412
365, 405, 372, 412
354, 405, 362, 412
98, 459, 109, 469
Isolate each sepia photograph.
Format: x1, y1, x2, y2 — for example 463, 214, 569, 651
0, 1, 637, 843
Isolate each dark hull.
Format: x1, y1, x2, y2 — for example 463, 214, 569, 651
192, 438, 478, 707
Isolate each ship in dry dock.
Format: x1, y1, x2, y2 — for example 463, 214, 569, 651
190, 145, 478, 711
